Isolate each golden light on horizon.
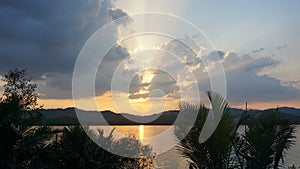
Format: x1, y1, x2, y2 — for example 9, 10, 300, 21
129, 97, 151, 113
39, 95, 300, 113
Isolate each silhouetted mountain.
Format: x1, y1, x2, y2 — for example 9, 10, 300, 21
39, 107, 300, 125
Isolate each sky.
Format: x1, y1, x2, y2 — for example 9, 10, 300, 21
0, 0, 299, 114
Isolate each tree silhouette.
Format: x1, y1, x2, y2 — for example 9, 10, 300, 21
241, 109, 295, 169
0, 69, 51, 168
2, 68, 38, 110
0, 69, 154, 169
175, 91, 244, 169
175, 92, 295, 169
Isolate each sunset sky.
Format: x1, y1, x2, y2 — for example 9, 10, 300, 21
0, 0, 299, 115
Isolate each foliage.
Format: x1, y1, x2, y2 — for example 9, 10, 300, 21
241, 109, 295, 169
0, 69, 47, 168
175, 91, 243, 169
175, 91, 296, 169
42, 125, 154, 169
2, 69, 38, 110
0, 69, 297, 168
0, 69, 154, 169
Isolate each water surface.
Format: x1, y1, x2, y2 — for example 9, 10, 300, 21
90, 125, 300, 168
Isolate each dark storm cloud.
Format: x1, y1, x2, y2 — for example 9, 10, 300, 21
0, 0, 132, 99
0, 0, 131, 73
94, 46, 130, 97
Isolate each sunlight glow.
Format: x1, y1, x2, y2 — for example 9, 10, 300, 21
140, 69, 155, 84
129, 97, 151, 113
127, 69, 156, 113
139, 125, 144, 140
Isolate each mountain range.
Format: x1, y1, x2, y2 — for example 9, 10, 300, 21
38, 107, 300, 125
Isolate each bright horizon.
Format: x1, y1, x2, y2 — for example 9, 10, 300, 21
38, 97, 300, 113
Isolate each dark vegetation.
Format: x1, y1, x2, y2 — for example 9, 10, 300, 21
175, 92, 296, 169
0, 69, 153, 169
0, 69, 298, 169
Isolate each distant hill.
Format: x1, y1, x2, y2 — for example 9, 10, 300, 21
39, 108, 180, 125
39, 107, 300, 125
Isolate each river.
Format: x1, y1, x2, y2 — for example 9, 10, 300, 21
89, 125, 300, 168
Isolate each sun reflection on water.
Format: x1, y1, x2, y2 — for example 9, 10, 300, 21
139, 125, 144, 140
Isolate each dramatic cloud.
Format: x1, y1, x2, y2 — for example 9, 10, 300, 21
94, 47, 130, 97
0, 0, 131, 99
128, 70, 179, 100
1, 1, 299, 107
220, 52, 300, 104
144, 36, 300, 105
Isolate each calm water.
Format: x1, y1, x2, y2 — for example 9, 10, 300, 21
90, 125, 300, 169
